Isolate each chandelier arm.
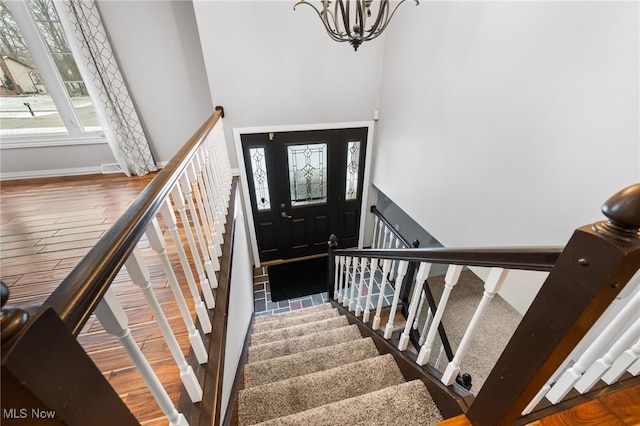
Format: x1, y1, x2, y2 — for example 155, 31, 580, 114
365, 0, 390, 36
355, 0, 365, 39
363, 0, 418, 41
294, 0, 348, 42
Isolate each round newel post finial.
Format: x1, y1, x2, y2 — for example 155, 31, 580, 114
328, 234, 338, 248
595, 183, 640, 241
1, 281, 30, 344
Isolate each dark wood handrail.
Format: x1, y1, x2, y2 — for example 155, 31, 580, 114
370, 205, 412, 247
43, 107, 225, 336
334, 246, 562, 272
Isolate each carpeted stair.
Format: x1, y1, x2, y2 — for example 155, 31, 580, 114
238, 303, 444, 425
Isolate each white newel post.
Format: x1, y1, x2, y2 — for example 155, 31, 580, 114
399, 262, 432, 350
545, 288, 640, 403
372, 259, 392, 330
124, 247, 204, 401
384, 260, 408, 340
441, 267, 508, 385
416, 264, 463, 366
355, 257, 368, 317
362, 257, 378, 323
146, 218, 212, 334
95, 289, 189, 426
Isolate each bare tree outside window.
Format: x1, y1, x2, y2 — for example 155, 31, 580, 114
0, 0, 100, 136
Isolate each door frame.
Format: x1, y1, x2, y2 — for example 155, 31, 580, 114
233, 121, 376, 267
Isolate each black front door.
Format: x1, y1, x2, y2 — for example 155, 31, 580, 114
242, 127, 367, 262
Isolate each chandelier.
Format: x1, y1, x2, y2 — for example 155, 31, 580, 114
294, 0, 419, 51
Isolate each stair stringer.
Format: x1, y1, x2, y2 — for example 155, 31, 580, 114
330, 300, 474, 419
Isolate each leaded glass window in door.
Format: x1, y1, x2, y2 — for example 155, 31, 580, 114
345, 141, 361, 201
248, 147, 271, 210
287, 143, 327, 206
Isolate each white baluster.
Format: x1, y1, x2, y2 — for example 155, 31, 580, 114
125, 247, 204, 401
348, 257, 359, 312
342, 257, 352, 308
355, 258, 368, 317
373, 259, 392, 330
146, 218, 212, 334
413, 291, 426, 330
384, 260, 408, 339
333, 255, 341, 301
602, 334, 640, 384
575, 318, 640, 392
179, 174, 217, 285
337, 256, 346, 303
523, 384, 553, 416
362, 258, 378, 323
371, 216, 379, 249
159, 199, 215, 311
399, 262, 432, 350
189, 160, 221, 271
199, 146, 226, 240
441, 268, 508, 385
95, 289, 189, 426
171, 184, 216, 291
546, 288, 640, 402
419, 307, 433, 346
629, 357, 640, 375
416, 264, 463, 366
434, 345, 446, 370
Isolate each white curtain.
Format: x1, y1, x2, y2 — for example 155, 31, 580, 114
55, 0, 156, 177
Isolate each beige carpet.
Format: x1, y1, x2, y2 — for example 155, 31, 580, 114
238, 305, 443, 425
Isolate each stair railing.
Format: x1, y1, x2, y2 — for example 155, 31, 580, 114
367, 206, 463, 384
328, 183, 640, 425
1, 107, 236, 426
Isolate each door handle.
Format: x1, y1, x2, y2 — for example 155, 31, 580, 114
281, 211, 292, 219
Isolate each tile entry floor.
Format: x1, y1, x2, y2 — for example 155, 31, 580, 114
252, 264, 397, 318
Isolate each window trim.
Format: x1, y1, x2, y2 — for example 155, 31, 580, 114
1, 0, 106, 145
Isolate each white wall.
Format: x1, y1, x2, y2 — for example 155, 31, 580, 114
221, 191, 254, 424
192, 0, 386, 168
98, 0, 214, 164
373, 1, 639, 311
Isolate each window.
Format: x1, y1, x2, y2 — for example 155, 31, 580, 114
0, 0, 102, 143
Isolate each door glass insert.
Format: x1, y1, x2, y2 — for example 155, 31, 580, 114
345, 141, 361, 201
288, 142, 327, 206
248, 147, 271, 210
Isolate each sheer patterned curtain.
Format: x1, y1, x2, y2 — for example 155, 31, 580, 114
56, 0, 156, 176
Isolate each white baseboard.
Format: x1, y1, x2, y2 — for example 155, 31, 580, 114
0, 166, 104, 181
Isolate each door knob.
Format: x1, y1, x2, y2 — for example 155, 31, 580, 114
281, 211, 292, 219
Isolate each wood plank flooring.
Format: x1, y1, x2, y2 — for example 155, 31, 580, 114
0, 172, 193, 425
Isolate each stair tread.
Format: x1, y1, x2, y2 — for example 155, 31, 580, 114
254, 303, 333, 325
238, 354, 405, 425
251, 316, 349, 346
247, 324, 362, 364
254, 380, 443, 426
252, 308, 340, 334
244, 337, 379, 388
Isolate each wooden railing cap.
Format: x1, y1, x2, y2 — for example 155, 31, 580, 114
600, 183, 640, 234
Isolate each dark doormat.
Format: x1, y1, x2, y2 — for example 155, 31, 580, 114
268, 256, 328, 302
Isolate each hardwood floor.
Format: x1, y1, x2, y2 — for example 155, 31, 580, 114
0, 172, 192, 425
